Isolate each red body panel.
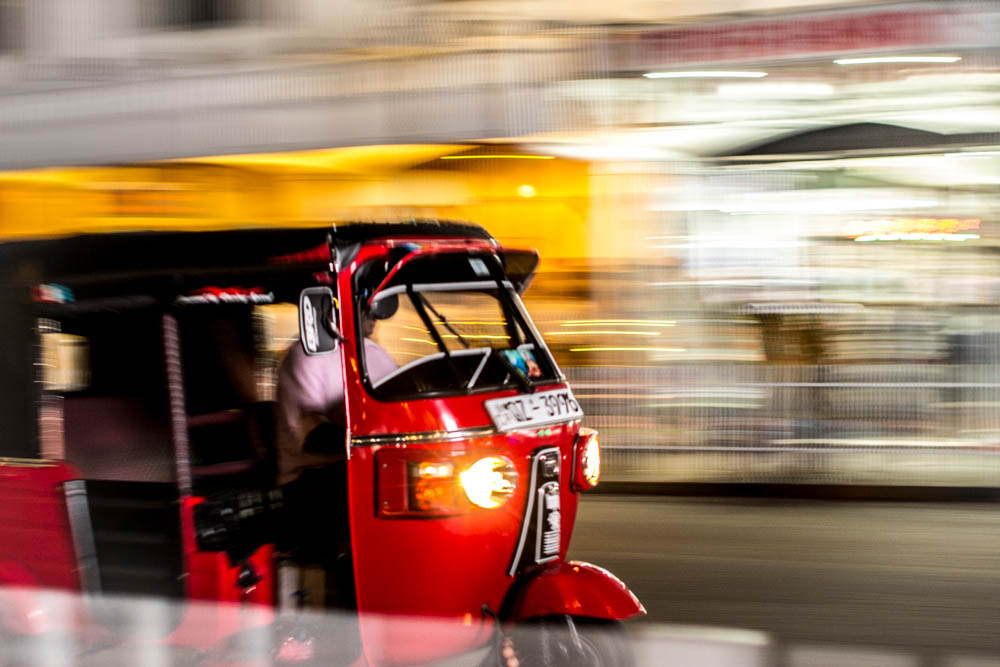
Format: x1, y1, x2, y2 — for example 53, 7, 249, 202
348, 428, 582, 665
339, 244, 597, 666
180, 497, 275, 606
506, 561, 646, 622
0, 460, 81, 591
0, 461, 83, 635
165, 498, 277, 648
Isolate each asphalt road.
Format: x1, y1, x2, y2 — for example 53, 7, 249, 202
568, 495, 1000, 661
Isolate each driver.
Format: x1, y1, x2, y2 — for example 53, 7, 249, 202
275, 305, 396, 486
274, 302, 396, 608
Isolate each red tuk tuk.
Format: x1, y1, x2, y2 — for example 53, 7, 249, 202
0, 221, 643, 665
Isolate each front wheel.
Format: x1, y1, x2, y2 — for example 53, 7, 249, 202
509, 616, 634, 667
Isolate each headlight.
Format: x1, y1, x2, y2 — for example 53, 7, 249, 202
460, 456, 518, 509
573, 428, 601, 491
376, 452, 518, 517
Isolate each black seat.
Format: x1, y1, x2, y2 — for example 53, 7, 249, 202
189, 401, 278, 496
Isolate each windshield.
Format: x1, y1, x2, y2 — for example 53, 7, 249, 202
359, 279, 559, 400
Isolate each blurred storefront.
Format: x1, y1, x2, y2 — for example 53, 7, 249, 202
541, 1, 1000, 485
596, 136, 1000, 487
4, 0, 1000, 486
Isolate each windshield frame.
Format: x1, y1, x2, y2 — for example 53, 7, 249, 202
353, 258, 563, 402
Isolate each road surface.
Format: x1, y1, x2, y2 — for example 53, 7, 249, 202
570, 495, 1000, 662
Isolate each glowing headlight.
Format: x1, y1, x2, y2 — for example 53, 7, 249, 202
460, 456, 518, 509
582, 434, 601, 487
573, 428, 601, 491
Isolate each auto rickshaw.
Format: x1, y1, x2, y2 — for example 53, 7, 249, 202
0, 220, 644, 665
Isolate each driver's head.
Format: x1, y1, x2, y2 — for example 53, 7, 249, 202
363, 294, 398, 338
360, 308, 377, 338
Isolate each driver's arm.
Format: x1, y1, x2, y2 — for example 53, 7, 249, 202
275, 343, 347, 486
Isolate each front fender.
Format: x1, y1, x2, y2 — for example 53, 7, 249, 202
504, 561, 645, 623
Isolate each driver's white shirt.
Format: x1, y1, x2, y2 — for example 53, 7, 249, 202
275, 339, 396, 485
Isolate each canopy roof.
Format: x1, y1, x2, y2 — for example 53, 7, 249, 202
0, 220, 495, 284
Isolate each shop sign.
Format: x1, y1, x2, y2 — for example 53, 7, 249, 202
619, 3, 994, 68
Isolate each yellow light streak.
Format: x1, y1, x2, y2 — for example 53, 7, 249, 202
545, 331, 660, 336
844, 217, 980, 237
560, 320, 675, 327
402, 322, 507, 331
569, 347, 686, 353
440, 334, 511, 340
401, 337, 438, 346
433, 320, 508, 326
854, 233, 979, 242
441, 155, 555, 160
177, 144, 474, 172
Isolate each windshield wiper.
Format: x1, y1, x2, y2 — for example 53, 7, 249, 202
418, 293, 471, 349
408, 286, 465, 386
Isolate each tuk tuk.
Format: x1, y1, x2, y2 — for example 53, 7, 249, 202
0, 220, 643, 665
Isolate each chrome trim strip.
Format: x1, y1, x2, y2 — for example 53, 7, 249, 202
372, 280, 515, 303
508, 446, 559, 577
350, 425, 498, 447
508, 289, 565, 383
163, 314, 192, 496
466, 350, 491, 389
350, 417, 583, 447
64, 480, 102, 594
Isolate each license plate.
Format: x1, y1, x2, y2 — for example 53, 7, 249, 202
484, 389, 583, 431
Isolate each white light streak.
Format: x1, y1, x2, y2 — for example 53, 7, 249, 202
717, 83, 834, 98
835, 56, 961, 65
644, 71, 767, 79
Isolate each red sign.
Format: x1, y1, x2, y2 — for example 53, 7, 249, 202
619, 6, 975, 68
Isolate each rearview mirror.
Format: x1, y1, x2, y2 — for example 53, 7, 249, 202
370, 293, 399, 320
299, 287, 338, 356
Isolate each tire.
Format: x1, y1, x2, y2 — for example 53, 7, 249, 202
509, 616, 634, 667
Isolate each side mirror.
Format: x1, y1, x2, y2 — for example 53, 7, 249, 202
299, 287, 339, 356
370, 293, 399, 320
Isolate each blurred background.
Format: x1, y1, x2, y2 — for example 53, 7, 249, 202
4, 0, 1000, 489
6, 2, 1000, 665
